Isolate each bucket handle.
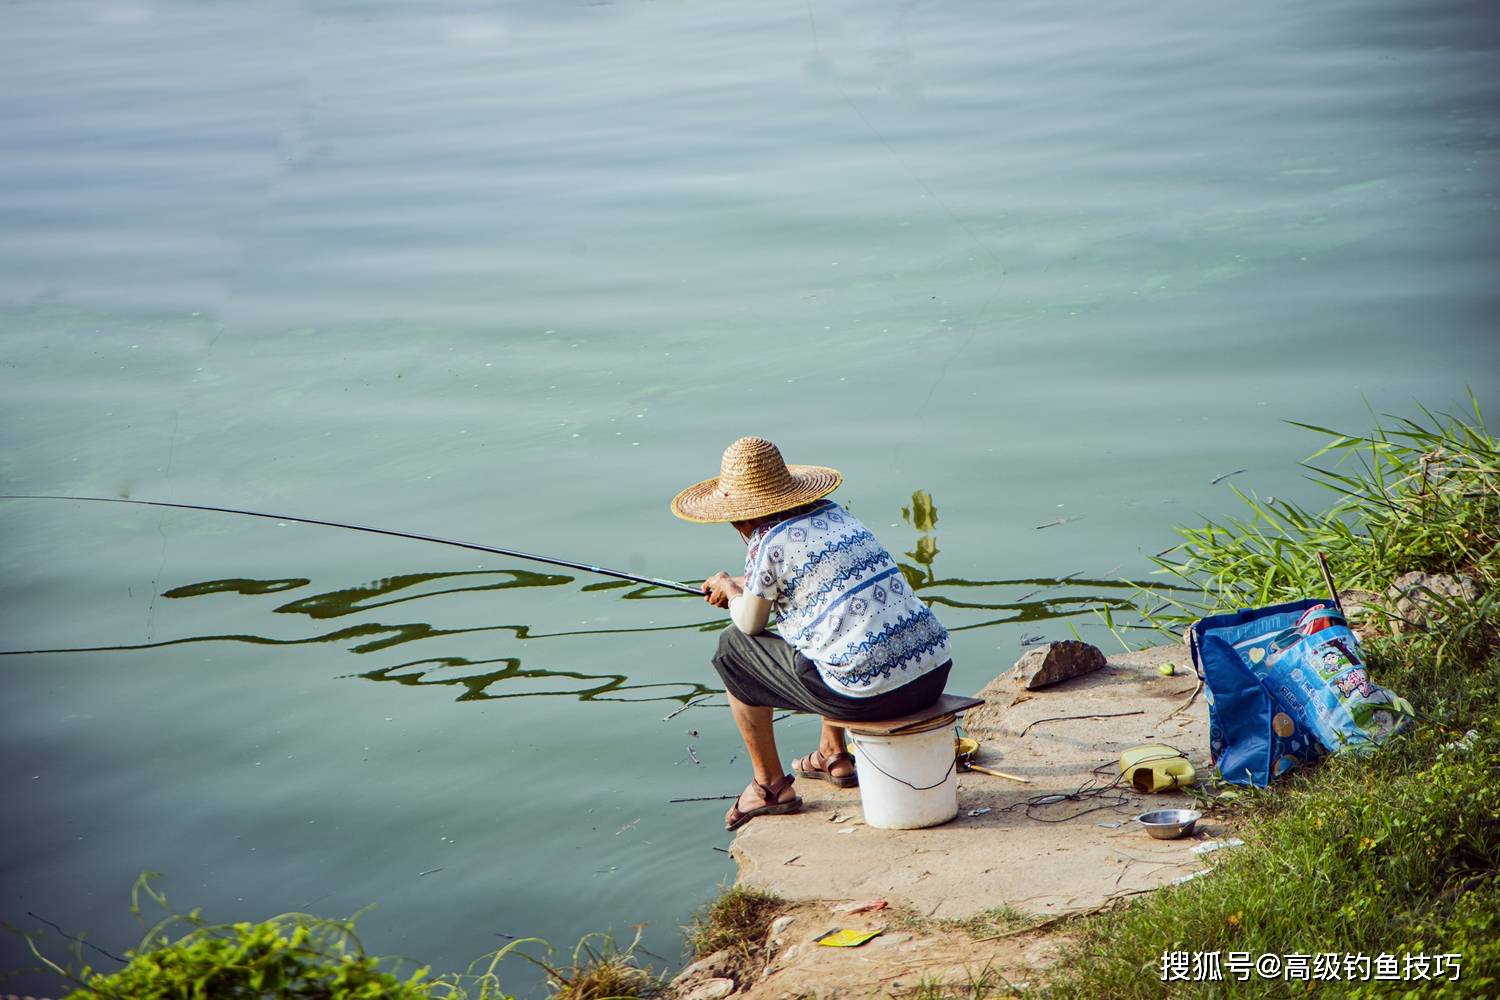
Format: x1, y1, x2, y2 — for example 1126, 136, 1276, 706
849, 731, 957, 791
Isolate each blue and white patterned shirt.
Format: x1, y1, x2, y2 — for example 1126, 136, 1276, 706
743, 500, 951, 696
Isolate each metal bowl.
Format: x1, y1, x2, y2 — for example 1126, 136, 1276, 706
1136, 808, 1202, 840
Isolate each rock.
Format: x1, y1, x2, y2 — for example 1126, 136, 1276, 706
1010, 641, 1107, 690
682, 978, 736, 1000
769, 915, 795, 938
1386, 572, 1482, 633
671, 950, 731, 987
1340, 588, 1384, 639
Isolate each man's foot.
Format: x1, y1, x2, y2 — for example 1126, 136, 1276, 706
725, 774, 802, 831
794, 748, 858, 788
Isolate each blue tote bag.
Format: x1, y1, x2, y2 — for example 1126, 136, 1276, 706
1188, 598, 1413, 787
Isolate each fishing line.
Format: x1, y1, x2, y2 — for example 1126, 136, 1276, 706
1004, 748, 1193, 824
26, 910, 126, 965
969, 747, 1192, 824
0, 495, 703, 595
145, 408, 182, 644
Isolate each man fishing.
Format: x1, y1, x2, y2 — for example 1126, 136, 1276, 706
672, 437, 953, 830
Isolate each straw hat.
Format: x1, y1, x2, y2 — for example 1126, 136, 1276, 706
671, 437, 842, 523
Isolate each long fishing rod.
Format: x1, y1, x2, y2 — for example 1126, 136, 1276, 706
0, 494, 703, 595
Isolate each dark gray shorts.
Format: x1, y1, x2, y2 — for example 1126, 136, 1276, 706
710, 626, 951, 721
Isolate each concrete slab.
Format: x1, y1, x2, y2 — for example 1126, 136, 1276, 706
730, 644, 1223, 919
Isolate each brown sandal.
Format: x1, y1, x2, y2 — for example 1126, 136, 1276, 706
795, 749, 858, 788
725, 774, 803, 831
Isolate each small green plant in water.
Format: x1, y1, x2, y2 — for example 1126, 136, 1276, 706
54, 917, 452, 1000
33, 878, 482, 1000
28, 873, 660, 1000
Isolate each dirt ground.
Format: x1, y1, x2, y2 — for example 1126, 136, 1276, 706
671, 899, 1073, 1000
672, 643, 1242, 998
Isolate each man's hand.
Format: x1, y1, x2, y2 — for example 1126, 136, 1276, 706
701, 571, 745, 609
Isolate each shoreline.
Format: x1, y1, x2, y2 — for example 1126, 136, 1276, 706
671, 641, 1217, 998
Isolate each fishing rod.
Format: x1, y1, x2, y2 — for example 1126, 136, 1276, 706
0, 494, 703, 596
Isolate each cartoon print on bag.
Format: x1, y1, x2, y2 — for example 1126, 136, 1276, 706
1348, 696, 1404, 739
1331, 637, 1361, 664
1318, 649, 1347, 679
1333, 668, 1376, 700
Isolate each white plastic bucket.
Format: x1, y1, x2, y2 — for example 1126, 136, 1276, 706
847, 716, 959, 829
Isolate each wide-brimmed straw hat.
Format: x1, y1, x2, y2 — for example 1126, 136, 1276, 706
671, 437, 842, 524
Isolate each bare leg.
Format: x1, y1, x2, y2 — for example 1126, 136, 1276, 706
726, 691, 797, 825
818, 722, 854, 778
728, 690, 787, 785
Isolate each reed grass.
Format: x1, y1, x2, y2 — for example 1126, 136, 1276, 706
1043, 398, 1500, 998
1136, 393, 1497, 661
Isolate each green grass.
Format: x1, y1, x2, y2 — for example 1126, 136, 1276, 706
943, 906, 1037, 940
1049, 643, 1500, 998
1041, 400, 1500, 998
905, 962, 1024, 999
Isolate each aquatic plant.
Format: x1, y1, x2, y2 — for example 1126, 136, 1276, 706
31, 876, 486, 999
22, 873, 665, 1000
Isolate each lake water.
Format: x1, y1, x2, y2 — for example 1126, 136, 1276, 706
1, 0, 1496, 994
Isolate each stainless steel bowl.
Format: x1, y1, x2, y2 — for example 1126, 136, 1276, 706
1136, 808, 1202, 839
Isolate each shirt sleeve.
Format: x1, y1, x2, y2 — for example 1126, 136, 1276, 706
743, 534, 782, 602
729, 593, 773, 635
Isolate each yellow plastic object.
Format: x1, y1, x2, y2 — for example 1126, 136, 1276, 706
815, 928, 883, 948
1120, 744, 1196, 793
954, 735, 1030, 783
